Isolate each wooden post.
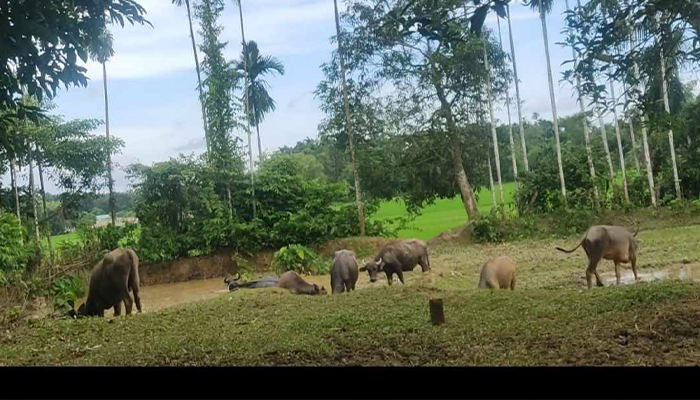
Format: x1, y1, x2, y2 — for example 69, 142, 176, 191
429, 298, 445, 325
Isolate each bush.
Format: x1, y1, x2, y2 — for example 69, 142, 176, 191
0, 212, 33, 272
49, 275, 86, 313
272, 244, 329, 276
516, 145, 609, 214
129, 154, 385, 262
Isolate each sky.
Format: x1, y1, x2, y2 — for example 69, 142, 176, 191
5, 0, 700, 193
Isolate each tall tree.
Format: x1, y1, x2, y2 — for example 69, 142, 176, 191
172, 0, 210, 153
622, 82, 641, 174
505, 3, 529, 173
656, 14, 682, 199
232, 0, 256, 218
332, 0, 366, 235
496, 16, 518, 180
528, 0, 566, 203
234, 41, 285, 165
483, 32, 505, 216
564, 0, 599, 208
89, 26, 117, 226
196, 0, 246, 219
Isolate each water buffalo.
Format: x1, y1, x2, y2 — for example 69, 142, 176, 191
278, 271, 327, 295
330, 250, 359, 294
556, 225, 639, 289
76, 248, 142, 317
360, 239, 430, 285
226, 271, 326, 295
478, 256, 516, 290
225, 274, 279, 291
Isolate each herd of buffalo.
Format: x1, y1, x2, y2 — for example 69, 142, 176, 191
71, 224, 640, 318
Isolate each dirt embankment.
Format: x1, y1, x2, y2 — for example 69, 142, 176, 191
138, 236, 395, 287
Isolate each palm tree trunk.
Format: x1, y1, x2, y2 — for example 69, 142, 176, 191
597, 112, 615, 179
657, 17, 682, 199
497, 17, 517, 180
506, 4, 529, 173
609, 82, 629, 203
487, 152, 496, 211
185, 0, 210, 153
102, 61, 116, 226
236, 0, 256, 218
622, 84, 641, 174
27, 145, 40, 243
565, 0, 599, 209
333, 0, 366, 235
539, 9, 566, 203
11, 157, 22, 236
631, 36, 656, 207
255, 113, 263, 164
36, 142, 52, 259
483, 36, 505, 217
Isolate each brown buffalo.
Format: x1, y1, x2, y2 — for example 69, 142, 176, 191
478, 256, 516, 290
556, 225, 639, 289
360, 239, 430, 285
278, 271, 327, 295
76, 248, 142, 317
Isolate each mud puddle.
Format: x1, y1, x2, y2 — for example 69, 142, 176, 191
596, 262, 700, 285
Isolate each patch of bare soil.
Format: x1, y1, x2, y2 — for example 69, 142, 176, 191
429, 224, 472, 245
140, 248, 237, 286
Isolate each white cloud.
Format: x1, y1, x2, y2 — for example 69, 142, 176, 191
78, 0, 335, 81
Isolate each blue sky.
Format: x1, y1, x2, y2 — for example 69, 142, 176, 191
7, 0, 700, 192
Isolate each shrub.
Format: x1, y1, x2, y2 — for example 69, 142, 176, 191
0, 212, 33, 272
272, 244, 329, 276
49, 275, 86, 313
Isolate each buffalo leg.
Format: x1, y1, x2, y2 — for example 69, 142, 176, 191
122, 291, 134, 315
510, 276, 516, 291
614, 261, 622, 285
631, 254, 639, 282
385, 271, 393, 285
113, 301, 122, 317
133, 288, 142, 313
586, 252, 604, 289
396, 269, 405, 285
419, 255, 430, 272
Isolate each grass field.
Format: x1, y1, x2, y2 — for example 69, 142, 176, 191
3, 213, 700, 366
373, 182, 516, 240
46, 232, 79, 247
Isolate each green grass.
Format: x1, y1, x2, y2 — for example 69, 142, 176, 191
373, 182, 516, 240
3, 217, 700, 366
45, 232, 79, 247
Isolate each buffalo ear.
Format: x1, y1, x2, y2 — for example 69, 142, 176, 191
359, 266, 366, 272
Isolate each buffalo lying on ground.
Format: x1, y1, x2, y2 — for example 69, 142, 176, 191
360, 239, 430, 285
76, 248, 142, 317
330, 250, 359, 294
225, 273, 279, 291
226, 271, 326, 295
556, 225, 639, 289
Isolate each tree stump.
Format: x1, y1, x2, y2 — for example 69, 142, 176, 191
429, 298, 445, 325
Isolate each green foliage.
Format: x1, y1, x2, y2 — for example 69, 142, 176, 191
0, 0, 149, 122
471, 214, 507, 243
272, 245, 329, 276
49, 275, 86, 313
234, 40, 285, 127
516, 144, 608, 214
0, 213, 33, 271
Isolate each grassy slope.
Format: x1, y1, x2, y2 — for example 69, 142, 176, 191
3, 218, 700, 366
372, 183, 516, 240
